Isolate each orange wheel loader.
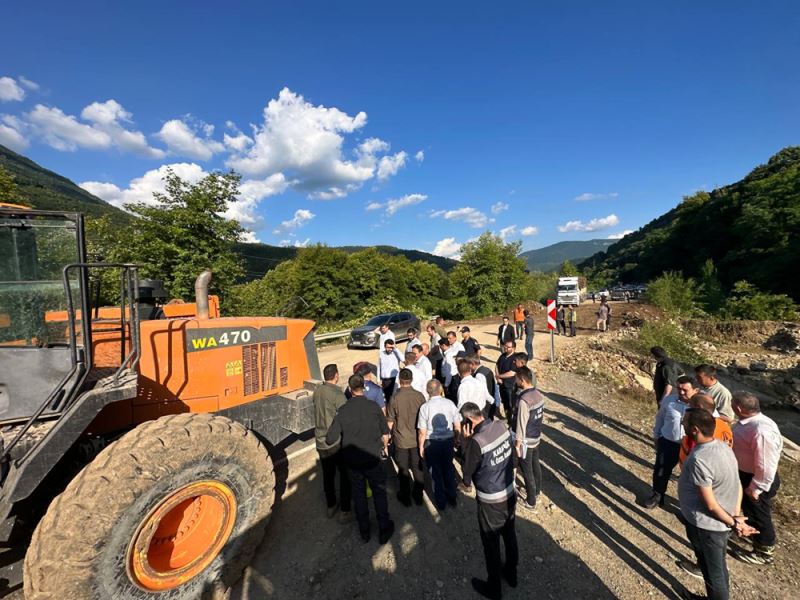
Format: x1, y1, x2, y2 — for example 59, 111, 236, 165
0, 204, 321, 599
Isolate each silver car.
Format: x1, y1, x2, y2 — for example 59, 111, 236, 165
348, 311, 421, 349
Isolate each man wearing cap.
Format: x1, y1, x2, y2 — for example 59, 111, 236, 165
460, 402, 518, 600
378, 338, 404, 399
461, 326, 481, 357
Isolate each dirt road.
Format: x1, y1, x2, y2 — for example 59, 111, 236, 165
228, 314, 798, 600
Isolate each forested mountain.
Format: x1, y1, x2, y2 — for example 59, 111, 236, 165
580, 147, 800, 300
520, 239, 615, 272
0, 144, 130, 223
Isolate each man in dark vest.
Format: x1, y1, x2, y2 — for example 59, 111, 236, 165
460, 402, 518, 600
468, 354, 497, 419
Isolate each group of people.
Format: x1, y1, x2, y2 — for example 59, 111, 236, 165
647, 346, 784, 600
314, 313, 543, 600
554, 304, 579, 336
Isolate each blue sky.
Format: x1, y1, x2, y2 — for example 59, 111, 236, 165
2, 1, 799, 258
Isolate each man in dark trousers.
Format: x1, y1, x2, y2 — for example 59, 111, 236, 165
387, 368, 426, 506
495, 340, 518, 419
523, 309, 534, 361
497, 316, 515, 347
460, 402, 518, 600
514, 367, 544, 510
313, 364, 351, 520
461, 326, 481, 357
326, 374, 394, 544
651, 346, 683, 407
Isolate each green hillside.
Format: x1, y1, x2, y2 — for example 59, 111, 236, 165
236, 242, 457, 280
0, 144, 129, 223
580, 147, 800, 299
521, 239, 615, 272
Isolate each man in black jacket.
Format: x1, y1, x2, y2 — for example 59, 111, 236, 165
326, 374, 394, 544
497, 316, 515, 346
460, 402, 518, 600
651, 346, 682, 407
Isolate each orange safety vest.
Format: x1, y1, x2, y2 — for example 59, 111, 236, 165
679, 417, 734, 465
513, 308, 525, 322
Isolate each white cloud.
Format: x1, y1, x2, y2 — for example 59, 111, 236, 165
273, 208, 315, 234
81, 99, 165, 158
521, 226, 539, 236
239, 230, 261, 243
222, 120, 253, 152
0, 117, 28, 151
377, 151, 408, 180
80, 162, 208, 208
385, 193, 426, 216
365, 202, 383, 211
25, 104, 111, 151
156, 118, 224, 160
226, 88, 406, 198
574, 192, 619, 202
229, 173, 289, 224
607, 229, 633, 239
22, 101, 164, 157
0, 77, 25, 102
431, 207, 493, 228
491, 201, 509, 215
18, 76, 39, 91
415, 150, 425, 162
498, 225, 517, 240
432, 237, 462, 259
558, 213, 620, 233
279, 238, 311, 248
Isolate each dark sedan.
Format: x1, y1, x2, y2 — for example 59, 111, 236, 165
348, 311, 421, 349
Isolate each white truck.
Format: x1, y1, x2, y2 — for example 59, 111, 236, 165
557, 276, 587, 306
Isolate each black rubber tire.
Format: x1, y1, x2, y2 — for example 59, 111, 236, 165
23, 413, 275, 600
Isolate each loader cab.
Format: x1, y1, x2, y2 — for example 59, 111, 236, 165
0, 205, 139, 426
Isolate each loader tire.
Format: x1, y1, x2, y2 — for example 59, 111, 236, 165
24, 413, 275, 600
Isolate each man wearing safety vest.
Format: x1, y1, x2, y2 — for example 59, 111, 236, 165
459, 402, 518, 600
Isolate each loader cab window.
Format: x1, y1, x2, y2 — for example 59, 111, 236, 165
0, 215, 80, 346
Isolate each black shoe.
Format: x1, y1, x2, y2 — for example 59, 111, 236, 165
643, 491, 661, 509
502, 566, 518, 588
378, 520, 395, 544
471, 577, 501, 600
359, 527, 370, 543
676, 559, 703, 579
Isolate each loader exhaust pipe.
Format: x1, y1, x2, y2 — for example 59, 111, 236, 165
195, 270, 212, 319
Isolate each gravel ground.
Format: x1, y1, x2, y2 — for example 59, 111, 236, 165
229, 316, 799, 600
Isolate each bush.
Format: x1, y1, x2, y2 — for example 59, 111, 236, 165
632, 321, 705, 364
645, 271, 699, 316
720, 280, 798, 321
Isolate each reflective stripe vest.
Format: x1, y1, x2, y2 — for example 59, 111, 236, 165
518, 388, 544, 445
472, 420, 514, 504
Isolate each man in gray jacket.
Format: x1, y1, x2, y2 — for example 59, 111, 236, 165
313, 363, 351, 519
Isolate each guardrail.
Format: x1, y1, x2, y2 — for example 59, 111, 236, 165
313, 329, 351, 342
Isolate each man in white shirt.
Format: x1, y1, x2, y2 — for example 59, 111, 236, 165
395, 352, 428, 399
417, 379, 462, 510
405, 327, 422, 354
456, 360, 493, 413
378, 338, 404, 399
413, 343, 433, 383
443, 332, 463, 387
731, 391, 784, 565
378, 323, 395, 351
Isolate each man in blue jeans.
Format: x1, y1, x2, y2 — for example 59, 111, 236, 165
417, 379, 462, 510
678, 409, 757, 600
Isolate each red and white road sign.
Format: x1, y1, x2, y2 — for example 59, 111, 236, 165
547, 300, 556, 330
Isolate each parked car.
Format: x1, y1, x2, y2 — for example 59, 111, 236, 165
348, 311, 421, 349
610, 288, 627, 301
